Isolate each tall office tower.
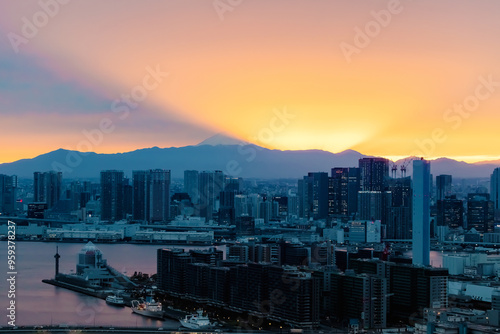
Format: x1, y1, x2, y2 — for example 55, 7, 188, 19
219, 190, 236, 224
132, 170, 148, 221
329, 167, 360, 217
100, 170, 124, 222
272, 196, 288, 218
198, 171, 224, 221
359, 158, 389, 192
467, 193, 494, 233
259, 200, 273, 223
305, 172, 329, 220
184, 170, 199, 204
224, 177, 243, 192
234, 194, 250, 218
0, 174, 17, 215
34, 171, 62, 209
491, 168, 500, 210
412, 159, 431, 266
347, 168, 361, 216
298, 177, 309, 218
436, 174, 452, 201
288, 195, 299, 216
437, 195, 464, 229
123, 178, 133, 216
358, 191, 383, 220
329, 168, 349, 217
132, 170, 171, 223
386, 177, 412, 239
148, 169, 171, 222
248, 193, 262, 218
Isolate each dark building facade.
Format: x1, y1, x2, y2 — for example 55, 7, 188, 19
34, 171, 62, 209
437, 195, 464, 229
467, 193, 494, 233
386, 177, 412, 239
359, 158, 389, 192
100, 170, 124, 221
436, 175, 452, 201
199, 171, 225, 221
0, 174, 17, 215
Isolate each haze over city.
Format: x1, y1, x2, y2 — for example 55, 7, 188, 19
1, 1, 500, 164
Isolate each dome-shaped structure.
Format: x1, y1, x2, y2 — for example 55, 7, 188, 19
77, 242, 107, 275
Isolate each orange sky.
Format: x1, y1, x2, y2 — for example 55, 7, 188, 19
1, 0, 500, 163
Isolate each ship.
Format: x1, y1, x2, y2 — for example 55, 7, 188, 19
179, 310, 216, 329
131, 296, 164, 319
105, 294, 125, 306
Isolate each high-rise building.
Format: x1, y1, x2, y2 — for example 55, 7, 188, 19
329, 168, 349, 217
184, 170, 199, 204
123, 178, 133, 216
34, 171, 62, 209
267, 266, 320, 328
208, 266, 231, 305
436, 175, 452, 201
100, 170, 124, 222
436, 195, 464, 229
412, 159, 431, 266
351, 259, 448, 323
306, 172, 329, 219
491, 168, 500, 210
132, 170, 148, 221
0, 174, 17, 215
224, 177, 243, 192
386, 177, 412, 239
234, 194, 250, 218
273, 196, 288, 218
329, 167, 361, 218
132, 170, 171, 223
330, 272, 387, 329
198, 171, 224, 221
389, 264, 448, 321
359, 158, 389, 192
157, 248, 193, 294
358, 191, 384, 221
467, 193, 494, 233
298, 177, 309, 218
148, 169, 171, 222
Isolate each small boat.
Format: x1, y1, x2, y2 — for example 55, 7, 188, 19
106, 294, 125, 307
179, 310, 216, 329
131, 297, 164, 319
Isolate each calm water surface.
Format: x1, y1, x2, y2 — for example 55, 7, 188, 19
0, 241, 225, 327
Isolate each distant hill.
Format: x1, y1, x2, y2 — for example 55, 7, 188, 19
0, 140, 498, 180
0, 145, 364, 179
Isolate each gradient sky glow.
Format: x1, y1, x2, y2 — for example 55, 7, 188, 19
1, 0, 500, 163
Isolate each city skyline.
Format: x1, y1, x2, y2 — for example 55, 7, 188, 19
1, 1, 500, 164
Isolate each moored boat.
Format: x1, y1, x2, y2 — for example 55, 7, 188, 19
179, 309, 215, 329
106, 294, 125, 306
131, 297, 164, 319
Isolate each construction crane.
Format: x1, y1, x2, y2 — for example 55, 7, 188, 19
390, 161, 398, 179
400, 156, 417, 178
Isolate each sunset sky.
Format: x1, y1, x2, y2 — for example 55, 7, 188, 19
1, 0, 500, 164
